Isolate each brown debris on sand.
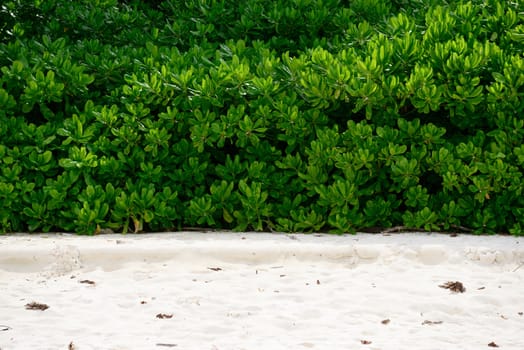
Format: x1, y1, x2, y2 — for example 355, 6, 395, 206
422, 320, 443, 325
25, 302, 49, 311
439, 281, 466, 293
79, 280, 96, 285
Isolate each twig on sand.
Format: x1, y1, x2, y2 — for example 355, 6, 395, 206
381, 226, 415, 234
381, 224, 473, 234
449, 224, 473, 232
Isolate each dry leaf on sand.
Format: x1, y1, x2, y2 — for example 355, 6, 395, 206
439, 281, 466, 293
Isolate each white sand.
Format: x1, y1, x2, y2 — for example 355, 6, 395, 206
1, 232, 523, 350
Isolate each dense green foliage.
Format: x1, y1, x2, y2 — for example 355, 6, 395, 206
1, 0, 523, 234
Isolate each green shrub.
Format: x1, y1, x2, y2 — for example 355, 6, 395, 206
0, 0, 523, 234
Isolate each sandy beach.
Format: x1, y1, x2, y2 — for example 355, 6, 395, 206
1, 232, 523, 350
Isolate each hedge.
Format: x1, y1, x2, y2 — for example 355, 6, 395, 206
0, 0, 523, 234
